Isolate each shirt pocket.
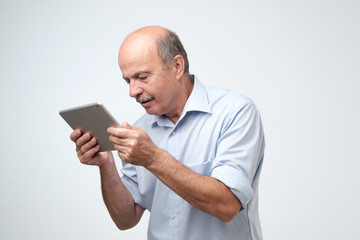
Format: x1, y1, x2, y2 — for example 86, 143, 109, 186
185, 159, 213, 176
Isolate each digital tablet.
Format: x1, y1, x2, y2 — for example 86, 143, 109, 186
59, 102, 119, 152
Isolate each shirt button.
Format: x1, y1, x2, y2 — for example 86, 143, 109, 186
172, 130, 176, 135
171, 214, 176, 219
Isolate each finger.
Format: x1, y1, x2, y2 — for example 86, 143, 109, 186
107, 126, 131, 138
75, 132, 92, 150
79, 137, 97, 155
114, 145, 129, 161
113, 143, 126, 153
70, 129, 82, 142
122, 121, 136, 130
80, 145, 100, 164
109, 135, 130, 145
122, 121, 130, 129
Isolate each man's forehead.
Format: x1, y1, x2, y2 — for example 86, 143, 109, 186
118, 39, 164, 75
119, 35, 158, 63
120, 37, 153, 55
118, 45, 161, 71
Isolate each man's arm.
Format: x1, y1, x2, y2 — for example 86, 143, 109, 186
108, 122, 241, 222
99, 159, 145, 230
70, 129, 144, 230
149, 150, 241, 222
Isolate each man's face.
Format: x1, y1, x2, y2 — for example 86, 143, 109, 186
118, 37, 181, 118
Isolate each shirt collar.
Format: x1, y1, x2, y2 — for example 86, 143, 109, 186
182, 75, 211, 114
149, 75, 211, 127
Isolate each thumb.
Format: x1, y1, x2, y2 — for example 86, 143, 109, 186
121, 121, 135, 129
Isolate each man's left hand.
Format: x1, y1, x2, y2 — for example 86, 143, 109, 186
107, 121, 159, 167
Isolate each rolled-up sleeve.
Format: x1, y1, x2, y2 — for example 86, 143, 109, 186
120, 162, 145, 208
211, 103, 265, 207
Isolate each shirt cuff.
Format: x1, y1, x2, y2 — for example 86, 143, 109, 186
121, 175, 145, 208
211, 164, 254, 208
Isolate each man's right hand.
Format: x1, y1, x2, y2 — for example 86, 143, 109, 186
70, 129, 114, 167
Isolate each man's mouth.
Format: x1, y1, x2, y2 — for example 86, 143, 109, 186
136, 96, 155, 104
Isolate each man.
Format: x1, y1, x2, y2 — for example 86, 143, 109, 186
70, 26, 265, 240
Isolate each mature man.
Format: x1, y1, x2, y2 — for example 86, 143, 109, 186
70, 26, 265, 240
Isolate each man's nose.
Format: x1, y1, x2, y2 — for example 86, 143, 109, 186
129, 80, 142, 98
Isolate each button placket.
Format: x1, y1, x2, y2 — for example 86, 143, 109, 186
167, 128, 179, 240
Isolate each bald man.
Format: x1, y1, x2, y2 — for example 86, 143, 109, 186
70, 26, 265, 240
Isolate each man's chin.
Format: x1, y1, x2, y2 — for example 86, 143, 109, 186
143, 107, 161, 116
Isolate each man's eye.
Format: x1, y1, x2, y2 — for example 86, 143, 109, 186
138, 76, 147, 80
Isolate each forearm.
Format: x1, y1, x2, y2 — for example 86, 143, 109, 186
99, 160, 144, 230
70, 129, 144, 229
147, 149, 241, 222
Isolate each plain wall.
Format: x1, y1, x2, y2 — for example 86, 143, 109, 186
1, 0, 359, 239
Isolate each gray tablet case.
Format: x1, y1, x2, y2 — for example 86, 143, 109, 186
59, 102, 119, 152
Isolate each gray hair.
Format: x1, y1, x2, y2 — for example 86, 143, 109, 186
156, 30, 190, 74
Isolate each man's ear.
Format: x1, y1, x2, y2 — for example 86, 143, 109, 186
173, 55, 185, 80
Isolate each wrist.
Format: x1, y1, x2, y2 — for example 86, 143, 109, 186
146, 147, 169, 172
99, 153, 116, 174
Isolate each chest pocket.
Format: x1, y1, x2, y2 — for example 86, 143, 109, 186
185, 159, 213, 176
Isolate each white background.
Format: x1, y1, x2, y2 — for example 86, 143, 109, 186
1, 0, 359, 239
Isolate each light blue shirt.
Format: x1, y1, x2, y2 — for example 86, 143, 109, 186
121, 76, 265, 240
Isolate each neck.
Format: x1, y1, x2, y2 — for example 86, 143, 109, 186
166, 74, 194, 124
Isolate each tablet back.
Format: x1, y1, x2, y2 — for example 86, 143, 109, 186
59, 102, 119, 152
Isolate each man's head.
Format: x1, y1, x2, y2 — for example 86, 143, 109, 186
118, 26, 193, 123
